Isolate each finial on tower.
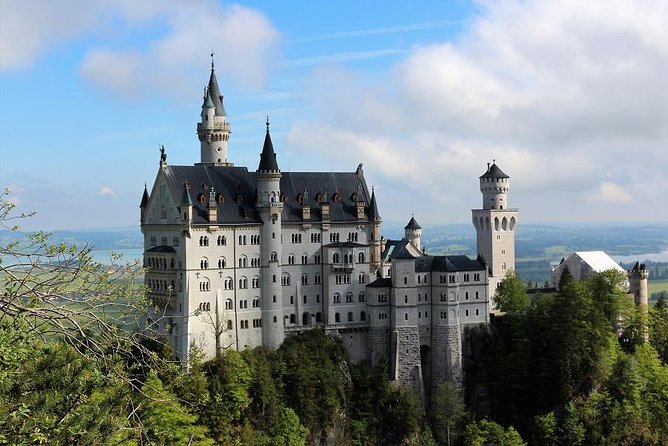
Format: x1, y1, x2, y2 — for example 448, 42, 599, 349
210, 51, 215, 70
266, 115, 270, 132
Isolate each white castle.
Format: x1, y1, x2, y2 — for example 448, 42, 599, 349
140, 61, 518, 390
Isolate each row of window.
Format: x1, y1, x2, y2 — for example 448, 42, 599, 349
149, 235, 180, 247
438, 273, 482, 284
198, 231, 365, 248
332, 292, 366, 304
146, 257, 174, 269
147, 278, 173, 292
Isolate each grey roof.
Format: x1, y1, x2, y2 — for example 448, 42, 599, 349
146, 245, 176, 253
415, 255, 485, 272
367, 277, 392, 288
161, 165, 374, 225
140, 185, 149, 208
257, 129, 280, 172
202, 89, 214, 109
207, 69, 226, 117
404, 216, 421, 230
391, 242, 416, 260
480, 163, 509, 179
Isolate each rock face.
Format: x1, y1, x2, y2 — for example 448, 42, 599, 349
463, 322, 498, 415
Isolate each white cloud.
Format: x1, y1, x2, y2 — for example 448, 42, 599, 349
1, 1, 280, 95
98, 186, 118, 199
286, 0, 668, 223
588, 181, 632, 204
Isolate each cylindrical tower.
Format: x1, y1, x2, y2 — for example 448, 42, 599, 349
404, 215, 422, 252
257, 120, 284, 349
480, 161, 510, 210
628, 262, 649, 307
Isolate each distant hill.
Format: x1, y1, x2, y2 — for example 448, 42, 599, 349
3, 223, 666, 285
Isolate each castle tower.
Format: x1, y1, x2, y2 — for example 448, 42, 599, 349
404, 215, 422, 252
256, 119, 284, 349
471, 162, 518, 309
628, 261, 650, 307
196, 57, 232, 166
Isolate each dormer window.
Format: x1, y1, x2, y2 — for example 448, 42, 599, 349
217, 193, 225, 203
332, 193, 341, 203
280, 192, 286, 203
197, 193, 206, 204
350, 192, 357, 202
297, 193, 304, 204
236, 194, 243, 205
316, 193, 324, 203
202, 182, 209, 190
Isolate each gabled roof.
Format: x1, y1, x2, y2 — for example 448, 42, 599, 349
180, 182, 192, 206
573, 251, 625, 273
480, 162, 509, 179
404, 216, 421, 230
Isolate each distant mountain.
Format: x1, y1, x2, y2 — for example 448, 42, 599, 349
0, 227, 143, 252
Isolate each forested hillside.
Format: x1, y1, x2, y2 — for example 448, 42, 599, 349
2, 194, 668, 445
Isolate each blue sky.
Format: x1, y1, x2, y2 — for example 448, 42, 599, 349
1, 0, 667, 230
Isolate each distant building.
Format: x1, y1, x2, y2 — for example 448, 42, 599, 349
139, 60, 517, 390
552, 251, 626, 288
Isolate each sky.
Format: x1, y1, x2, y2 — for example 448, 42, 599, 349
1, 0, 667, 231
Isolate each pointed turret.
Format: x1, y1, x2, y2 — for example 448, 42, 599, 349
404, 215, 422, 252
197, 55, 231, 165
257, 119, 280, 172
369, 188, 380, 221
180, 182, 193, 223
207, 61, 226, 117
140, 183, 149, 223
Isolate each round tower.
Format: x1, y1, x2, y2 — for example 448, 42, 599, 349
471, 161, 518, 310
404, 215, 422, 252
480, 161, 510, 210
257, 118, 284, 349
628, 262, 649, 307
196, 57, 232, 165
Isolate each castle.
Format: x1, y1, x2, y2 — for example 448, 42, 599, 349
140, 61, 518, 390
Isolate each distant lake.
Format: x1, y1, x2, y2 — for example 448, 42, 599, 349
613, 250, 668, 263
90, 248, 143, 265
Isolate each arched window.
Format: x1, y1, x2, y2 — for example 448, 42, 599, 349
358, 252, 365, 263
290, 314, 296, 324
333, 253, 340, 263
200, 257, 208, 269
360, 311, 366, 321
218, 257, 226, 269
335, 313, 340, 323
333, 293, 341, 304
347, 312, 353, 322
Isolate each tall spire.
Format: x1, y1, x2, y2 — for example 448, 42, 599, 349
207, 53, 226, 117
369, 187, 380, 221
258, 117, 279, 172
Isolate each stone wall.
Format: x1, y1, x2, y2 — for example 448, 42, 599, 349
392, 326, 421, 390
432, 325, 463, 386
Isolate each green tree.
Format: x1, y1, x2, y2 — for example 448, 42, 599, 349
0, 322, 134, 445
137, 371, 213, 446
649, 296, 668, 363
465, 419, 526, 446
430, 381, 468, 446
494, 271, 529, 315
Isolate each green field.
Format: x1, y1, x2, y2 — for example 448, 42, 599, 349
649, 280, 668, 302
